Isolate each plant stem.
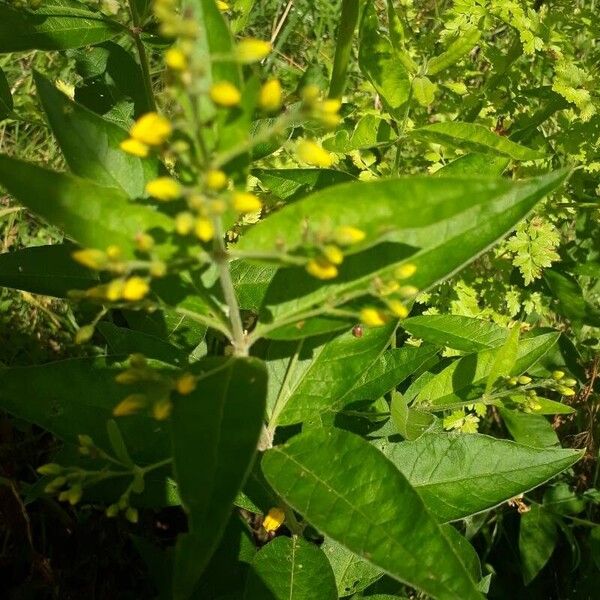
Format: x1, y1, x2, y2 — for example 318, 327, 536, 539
127, 0, 157, 113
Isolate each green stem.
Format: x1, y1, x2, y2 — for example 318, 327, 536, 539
128, 0, 157, 113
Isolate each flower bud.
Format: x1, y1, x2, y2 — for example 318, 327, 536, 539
175, 212, 195, 235
306, 257, 338, 280
195, 217, 215, 242
262, 507, 285, 532
259, 79, 283, 112
235, 38, 272, 64
205, 169, 228, 191
296, 140, 334, 168
360, 308, 388, 327
395, 263, 417, 279
334, 226, 366, 246
233, 192, 262, 214
322, 245, 344, 265
120, 138, 150, 158
130, 112, 172, 146
72, 248, 107, 270
210, 81, 241, 107
145, 177, 182, 201
37, 463, 63, 476
517, 375, 532, 385
75, 325, 95, 345
165, 47, 188, 71
552, 370, 565, 380
113, 394, 146, 417
122, 277, 150, 301
175, 373, 197, 395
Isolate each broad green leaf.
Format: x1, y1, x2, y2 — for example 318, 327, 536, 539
0, 66, 13, 119
544, 269, 600, 327
244, 536, 337, 600
412, 76, 437, 107
34, 72, 157, 198
414, 332, 559, 410
323, 115, 396, 153
426, 27, 481, 75
238, 170, 568, 329
358, 3, 410, 118
253, 168, 355, 200
485, 324, 520, 393
0, 155, 174, 259
499, 408, 559, 448
269, 322, 397, 426
230, 260, 279, 311
379, 432, 583, 521
322, 538, 383, 597
442, 525, 482, 584
436, 152, 509, 177
519, 505, 558, 584
262, 428, 483, 599
172, 357, 267, 600
391, 392, 437, 440
0, 243, 98, 297
412, 122, 545, 161
403, 315, 507, 353
0, 356, 171, 463
265, 315, 352, 340
0, 1, 122, 52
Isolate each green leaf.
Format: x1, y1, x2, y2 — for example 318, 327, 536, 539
238, 170, 569, 328
414, 332, 559, 410
412, 76, 437, 107
262, 428, 483, 599
403, 315, 507, 353
378, 432, 582, 522
499, 408, 559, 448
0, 155, 174, 259
519, 504, 558, 584
485, 324, 520, 394
253, 168, 355, 200
426, 27, 481, 75
0, 356, 171, 463
544, 269, 600, 327
323, 115, 396, 153
0, 243, 98, 297
322, 537, 383, 597
412, 122, 545, 160
230, 260, 279, 311
358, 3, 410, 118
34, 71, 157, 198
0, 66, 13, 119
436, 152, 509, 177
391, 392, 436, 440
244, 536, 338, 600
0, 1, 122, 52
172, 357, 267, 600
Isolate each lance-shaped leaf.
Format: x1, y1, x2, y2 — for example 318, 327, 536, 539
426, 26, 481, 75
243, 536, 338, 600
403, 315, 507, 353
0, 155, 174, 259
519, 505, 558, 584
378, 433, 582, 522
0, 243, 99, 297
323, 115, 397, 153
34, 72, 158, 198
485, 324, 519, 393
436, 152, 509, 177
0, 0, 123, 52
414, 331, 559, 410
412, 122, 545, 161
172, 357, 267, 600
262, 428, 483, 599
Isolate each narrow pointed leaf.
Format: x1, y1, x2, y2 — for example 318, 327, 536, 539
426, 27, 481, 75
519, 505, 558, 584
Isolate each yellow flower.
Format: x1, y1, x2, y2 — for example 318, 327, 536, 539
334, 226, 366, 246
122, 277, 150, 301
259, 78, 283, 112
210, 81, 242, 107
233, 192, 262, 214
175, 212, 195, 235
306, 257, 338, 280
216, 0, 229, 10
360, 307, 388, 327
321, 98, 342, 114
297, 140, 334, 167
395, 263, 417, 279
120, 137, 149, 157
106, 244, 121, 260
387, 299, 409, 319
165, 47, 188, 71
130, 112, 172, 146
205, 169, 228, 191
152, 398, 173, 421
235, 38, 272, 64
135, 232, 155, 252
322, 244, 344, 265
262, 507, 285, 533
72, 248, 107, 270
113, 394, 146, 416
195, 217, 215, 242
106, 279, 125, 301
145, 177, 182, 201
175, 373, 197, 395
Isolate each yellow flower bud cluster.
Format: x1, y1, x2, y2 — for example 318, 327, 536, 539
84, 276, 150, 303
106, 493, 139, 523
120, 112, 173, 158
42, 466, 85, 506
153, 0, 198, 39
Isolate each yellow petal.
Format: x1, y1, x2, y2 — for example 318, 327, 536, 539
259, 78, 283, 112
195, 217, 215, 242
306, 257, 338, 280
205, 169, 228, 191
145, 177, 182, 201
120, 137, 150, 157
297, 140, 334, 167
360, 307, 388, 327
210, 81, 241, 107
333, 225, 366, 246
262, 507, 285, 532
165, 47, 188, 71
130, 112, 172, 146
233, 191, 262, 214
122, 277, 150, 301
235, 38, 272, 64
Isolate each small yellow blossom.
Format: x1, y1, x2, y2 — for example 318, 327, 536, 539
216, 0, 230, 11
145, 177, 182, 201
72, 248, 107, 270
321, 98, 342, 114
387, 299, 409, 319
106, 279, 125, 301
113, 394, 146, 416
322, 244, 344, 265
106, 244, 121, 260
262, 507, 285, 533
297, 140, 334, 167
175, 373, 197, 395
122, 277, 150, 301
205, 169, 228, 191
233, 192, 262, 214
152, 398, 173, 421
175, 212, 195, 235
130, 112, 172, 146
120, 138, 149, 158
195, 217, 215, 242
210, 81, 242, 107
135, 232, 155, 252
306, 257, 338, 280
259, 78, 283, 112
378, 280, 400, 296
395, 263, 417, 279
165, 47, 188, 71
235, 38, 272, 64
360, 307, 388, 327
334, 226, 366, 246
